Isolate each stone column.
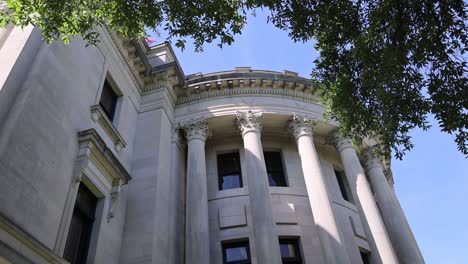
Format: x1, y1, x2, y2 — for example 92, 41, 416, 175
332, 135, 398, 264
363, 147, 425, 264
180, 120, 210, 264
289, 115, 350, 264
236, 111, 282, 264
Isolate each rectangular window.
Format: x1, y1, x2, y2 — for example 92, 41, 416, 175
64, 184, 98, 264
99, 79, 118, 121
222, 240, 251, 264
335, 169, 353, 203
218, 152, 243, 190
360, 249, 371, 264
279, 238, 302, 264
264, 151, 287, 187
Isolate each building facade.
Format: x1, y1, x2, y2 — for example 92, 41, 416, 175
0, 26, 424, 264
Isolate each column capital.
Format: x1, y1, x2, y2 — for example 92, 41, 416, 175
179, 119, 210, 142
360, 147, 385, 171
327, 131, 354, 152
236, 110, 263, 136
172, 126, 186, 149
289, 114, 318, 139
383, 168, 395, 188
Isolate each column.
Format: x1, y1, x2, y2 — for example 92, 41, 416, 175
289, 115, 350, 264
363, 147, 425, 264
236, 111, 282, 264
180, 120, 210, 264
331, 134, 398, 264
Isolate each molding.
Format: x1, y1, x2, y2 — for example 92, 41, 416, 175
177, 87, 322, 106
77, 129, 132, 185
105, 29, 145, 89
96, 27, 142, 109
90, 105, 127, 152
0, 212, 67, 264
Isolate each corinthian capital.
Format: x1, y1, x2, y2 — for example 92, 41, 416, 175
179, 119, 210, 142
289, 114, 318, 139
360, 146, 384, 170
236, 110, 263, 136
327, 131, 354, 152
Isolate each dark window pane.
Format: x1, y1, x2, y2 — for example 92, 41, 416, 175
64, 185, 98, 264
280, 243, 297, 258
279, 238, 302, 264
226, 246, 249, 261
222, 240, 251, 264
221, 174, 242, 190
99, 79, 118, 121
218, 152, 243, 190
360, 250, 370, 264
264, 152, 287, 187
335, 170, 351, 202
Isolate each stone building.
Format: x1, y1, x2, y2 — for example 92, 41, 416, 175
0, 25, 424, 264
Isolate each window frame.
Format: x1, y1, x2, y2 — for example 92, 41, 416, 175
279, 238, 303, 264
63, 184, 98, 264
334, 169, 353, 203
359, 248, 371, 264
217, 152, 243, 191
99, 79, 119, 122
222, 240, 251, 264
264, 151, 288, 187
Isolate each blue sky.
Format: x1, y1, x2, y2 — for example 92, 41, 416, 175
150, 9, 468, 263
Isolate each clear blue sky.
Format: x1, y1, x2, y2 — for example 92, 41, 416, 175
150, 9, 468, 264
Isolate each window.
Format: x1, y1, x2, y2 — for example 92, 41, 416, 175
99, 79, 118, 121
279, 238, 302, 264
264, 151, 287, 187
222, 240, 251, 264
334, 169, 353, 203
218, 152, 243, 190
63, 184, 98, 264
360, 249, 371, 264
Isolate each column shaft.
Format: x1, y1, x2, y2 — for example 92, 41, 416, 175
290, 116, 350, 264
237, 111, 282, 264
365, 150, 424, 263
335, 137, 398, 264
182, 121, 210, 264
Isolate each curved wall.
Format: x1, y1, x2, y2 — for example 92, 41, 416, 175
175, 69, 378, 264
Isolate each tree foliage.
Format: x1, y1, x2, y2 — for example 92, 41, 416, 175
1, 0, 467, 158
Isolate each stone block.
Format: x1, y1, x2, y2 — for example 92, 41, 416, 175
218, 205, 247, 229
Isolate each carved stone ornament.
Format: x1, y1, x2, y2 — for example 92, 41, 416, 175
360, 147, 384, 170
236, 110, 263, 135
171, 126, 185, 147
289, 114, 318, 139
327, 131, 354, 152
179, 119, 210, 142
107, 183, 121, 222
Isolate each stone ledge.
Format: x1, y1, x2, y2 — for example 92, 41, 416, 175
0, 212, 67, 264
90, 105, 127, 152
77, 128, 132, 185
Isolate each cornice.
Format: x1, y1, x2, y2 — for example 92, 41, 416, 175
77, 129, 132, 185
178, 68, 322, 105
105, 29, 146, 89
177, 87, 322, 105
